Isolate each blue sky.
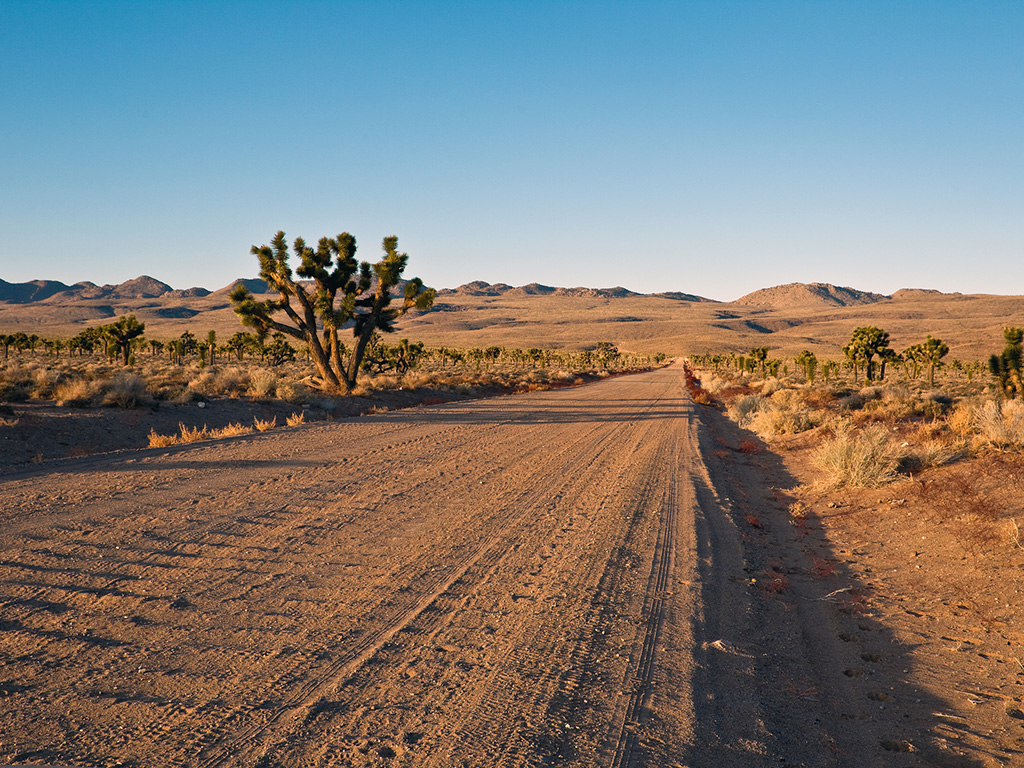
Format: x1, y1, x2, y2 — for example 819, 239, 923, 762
1, 1, 1022, 300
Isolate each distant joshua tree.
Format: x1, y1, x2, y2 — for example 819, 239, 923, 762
104, 315, 145, 366
990, 327, 1023, 398
794, 350, 817, 383
230, 230, 435, 391
843, 326, 890, 382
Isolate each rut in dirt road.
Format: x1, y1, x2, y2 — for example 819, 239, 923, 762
1, 364, 878, 767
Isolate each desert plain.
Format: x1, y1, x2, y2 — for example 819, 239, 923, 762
2, 277, 1024, 767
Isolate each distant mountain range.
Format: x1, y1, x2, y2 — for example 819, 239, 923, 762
0, 276, 266, 304
0, 275, 965, 309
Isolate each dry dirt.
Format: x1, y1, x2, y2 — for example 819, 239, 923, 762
0, 364, 1019, 767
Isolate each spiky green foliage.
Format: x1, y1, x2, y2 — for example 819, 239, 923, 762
230, 230, 434, 391
104, 315, 145, 366
749, 346, 769, 377
843, 326, 890, 382
794, 350, 817, 383
989, 327, 1023, 398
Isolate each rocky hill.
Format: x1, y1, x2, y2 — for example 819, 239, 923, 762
734, 282, 890, 308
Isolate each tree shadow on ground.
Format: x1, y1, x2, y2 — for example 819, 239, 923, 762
686, 403, 991, 768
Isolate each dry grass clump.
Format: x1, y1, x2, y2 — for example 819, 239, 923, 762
254, 416, 276, 432
188, 367, 252, 398
971, 399, 1024, 449
100, 372, 150, 408
286, 411, 305, 426
748, 406, 820, 438
727, 387, 822, 439
54, 377, 96, 407
813, 423, 904, 488
756, 377, 786, 396
727, 394, 769, 427
147, 420, 259, 447
0, 366, 33, 402
1002, 518, 1023, 550
275, 381, 312, 404
247, 369, 278, 400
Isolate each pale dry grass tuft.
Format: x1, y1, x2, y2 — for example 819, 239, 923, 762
215, 422, 254, 438
814, 423, 904, 488
286, 411, 305, 426
147, 429, 178, 448
147, 421, 254, 447
248, 370, 277, 400
728, 394, 769, 428
101, 372, 149, 408
254, 416, 277, 432
55, 378, 95, 407
972, 400, 1024, 449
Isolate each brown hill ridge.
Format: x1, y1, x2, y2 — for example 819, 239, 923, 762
734, 282, 890, 308
439, 281, 664, 300
0, 275, 217, 304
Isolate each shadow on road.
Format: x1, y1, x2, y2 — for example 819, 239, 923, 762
688, 403, 989, 767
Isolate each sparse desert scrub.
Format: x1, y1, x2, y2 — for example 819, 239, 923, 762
54, 377, 96, 407
100, 372, 150, 408
247, 369, 278, 400
813, 423, 905, 488
148, 420, 257, 447
254, 416, 276, 432
969, 399, 1024, 449
727, 394, 768, 427
188, 366, 252, 398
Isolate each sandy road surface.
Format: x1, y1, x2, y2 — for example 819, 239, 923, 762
1, 366, 881, 767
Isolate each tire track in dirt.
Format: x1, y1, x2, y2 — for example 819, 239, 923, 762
606, 429, 679, 768
203, 405, 649, 767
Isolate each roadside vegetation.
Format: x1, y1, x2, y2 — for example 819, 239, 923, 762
688, 325, 1024, 552
0, 322, 666, 445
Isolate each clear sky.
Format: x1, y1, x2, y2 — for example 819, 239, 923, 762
2, 1, 1022, 301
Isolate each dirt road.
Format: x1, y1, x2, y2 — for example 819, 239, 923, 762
2, 365, 899, 767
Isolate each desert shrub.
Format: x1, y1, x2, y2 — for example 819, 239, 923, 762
100, 372, 149, 408
836, 393, 865, 411
728, 394, 769, 427
769, 388, 804, 409
54, 377, 95, 407
214, 367, 252, 396
254, 416, 277, 432
919, 390, 954, 418
276, 381, 311, 404
187, 371, 219, 397
757, 378, 785, 395
814, 423, 904, 488
973, 399, 1024, 449
286, 411, 306, 426
248, 369, 277, 399
400, 370, 441, 390
748, 406, 819, 438
900, 439, 967, 473
946, 402, 976, 438
859, 385, 884, 401
0, 379, 31, 403
187, 367, 251, 398
0, 365, 34, 401
30, 367, 60, 399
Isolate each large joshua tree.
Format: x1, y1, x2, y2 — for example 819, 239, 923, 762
230, 230, 435, 391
